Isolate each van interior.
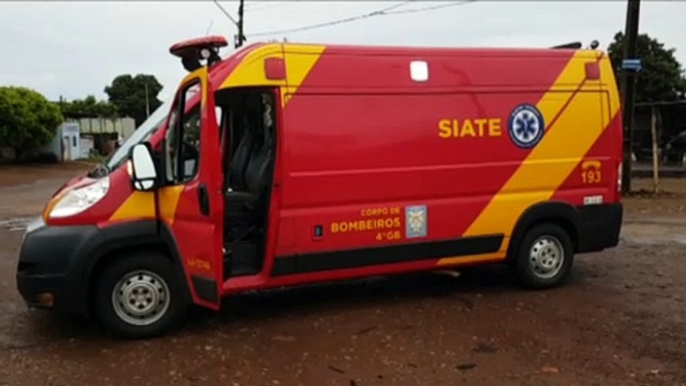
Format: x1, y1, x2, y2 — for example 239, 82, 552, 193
216, 88, 277, 279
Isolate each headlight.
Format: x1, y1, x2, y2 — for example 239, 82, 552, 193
49, 178, 110, 218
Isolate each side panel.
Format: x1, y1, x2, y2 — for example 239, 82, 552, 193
273, 50, 604, 275
212, 46, 621, 291
550, 53, 623, 207
279, 91, 554, 254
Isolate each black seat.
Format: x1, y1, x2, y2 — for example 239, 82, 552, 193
227, 127, 253, 191
227, 95, 262, 191
224, 97, 274, 242
226, 125, 272, 202
242, 125, 274, 209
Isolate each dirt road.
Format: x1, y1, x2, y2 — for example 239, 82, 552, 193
0, 163, 89, 221
1, 166, 686, 386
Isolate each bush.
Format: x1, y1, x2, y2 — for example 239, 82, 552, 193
0, 86, 64, 161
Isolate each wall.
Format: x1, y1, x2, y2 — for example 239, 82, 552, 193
74, 117, 135, 139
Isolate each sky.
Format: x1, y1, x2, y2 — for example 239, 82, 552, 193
1, 1, 684, 106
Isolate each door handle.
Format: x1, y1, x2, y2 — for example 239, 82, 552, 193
198, 184, 210, 216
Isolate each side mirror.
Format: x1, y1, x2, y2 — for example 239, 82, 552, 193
130, 143, 158, 191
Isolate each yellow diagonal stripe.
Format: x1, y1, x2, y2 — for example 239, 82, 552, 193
536, 51, 595, 124
462, 52, 603, 241
158, 185, 185, 225
110, 191, 156, 221
282, 45, 326, 106
219, 43, 325, 108
220, 44, 285, 89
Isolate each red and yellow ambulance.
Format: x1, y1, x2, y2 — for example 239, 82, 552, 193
16, 36, 623, 338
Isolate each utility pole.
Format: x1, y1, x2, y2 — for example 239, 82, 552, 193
212, 0, 243, 47
235, 0, 246, 48
620, 0, 641, 194
144, 82, 150, 119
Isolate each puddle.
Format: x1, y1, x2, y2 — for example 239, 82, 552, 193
621, 221, 686, 245
0, 217, 35, 232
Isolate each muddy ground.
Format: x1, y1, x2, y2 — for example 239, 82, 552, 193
1, 165, 686, 386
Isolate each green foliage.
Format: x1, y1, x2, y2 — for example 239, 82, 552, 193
0, 86, 63, 160
608, 31, 686, 103
61, 95, 119, 119
104, 74, 163, 126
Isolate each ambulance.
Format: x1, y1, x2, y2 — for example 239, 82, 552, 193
16, 36, 623, 338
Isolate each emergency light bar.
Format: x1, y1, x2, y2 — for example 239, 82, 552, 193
169, 35, 228, 73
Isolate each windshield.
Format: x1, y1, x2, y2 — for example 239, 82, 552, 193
102, 83, 204, 174
101, 96, 173, 173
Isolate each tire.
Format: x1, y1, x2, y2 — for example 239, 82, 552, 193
93, 252, 188, 339
512, 223, 574, 289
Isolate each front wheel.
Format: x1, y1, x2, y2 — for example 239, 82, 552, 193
512, 223, 574, 289
93, 253, 188, 339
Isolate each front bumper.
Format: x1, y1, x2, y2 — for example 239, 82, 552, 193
16, 219, 103, 313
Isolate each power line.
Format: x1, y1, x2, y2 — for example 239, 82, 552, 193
248, 1, 476, 37
213, 0, 238, 27
248, 1, 422, 37
212, 0, 246, 48
384, 0, 477, 15
376, 0, 418, 14
205, 19, 215, 36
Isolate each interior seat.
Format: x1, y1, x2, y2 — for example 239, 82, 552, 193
226, 94, 262, 191
226, 127, 253, 191
224, 95, 274, 241
241, 125, 274, 213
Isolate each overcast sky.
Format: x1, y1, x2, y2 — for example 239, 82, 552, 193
1, 1, 684, 106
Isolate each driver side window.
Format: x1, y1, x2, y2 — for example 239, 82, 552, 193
165, 81, 201, 184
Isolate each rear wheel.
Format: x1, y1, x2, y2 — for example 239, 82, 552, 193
513, 223, 574, 289
94, 252, 188, 339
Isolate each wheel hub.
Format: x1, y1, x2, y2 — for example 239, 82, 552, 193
112, 270, 170, 326
529, 236, 564, 279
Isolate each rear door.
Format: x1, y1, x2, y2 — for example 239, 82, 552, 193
157, 68, 224, 310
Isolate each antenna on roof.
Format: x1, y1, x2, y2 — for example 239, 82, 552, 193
551, 42, 583, 50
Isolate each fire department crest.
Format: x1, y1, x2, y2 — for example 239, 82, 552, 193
405, 205, 427, 238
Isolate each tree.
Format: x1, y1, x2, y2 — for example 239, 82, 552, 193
608, 31, 686, 103
61, 95, 119, 119
0, 86, 63, 161
104, 74, 163, 126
